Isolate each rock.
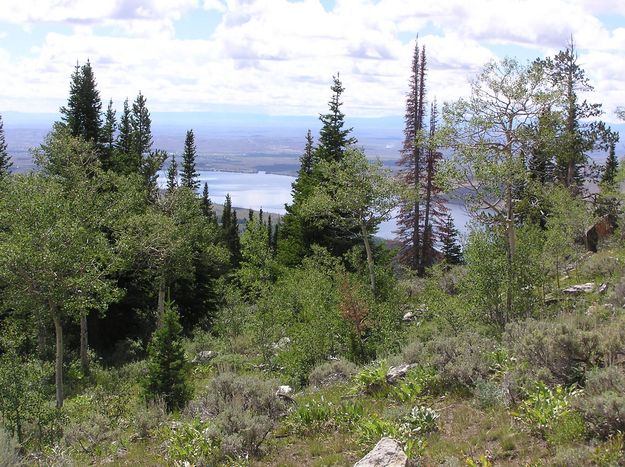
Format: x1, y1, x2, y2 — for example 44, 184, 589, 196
192, 350, 218, 364
276, 385, 293, 397
354, 437, 407, 467
562, 283, 595, 295
402, 311, 416, 322
386, 363, 417, 384
272, 336, 291, 351
598, 283, 608, 294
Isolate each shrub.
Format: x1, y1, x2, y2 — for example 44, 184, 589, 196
473, 379, 505, 409
578, 252, 622, 279
144, 305, 192, 411
504, 316, 601, 385
513, 382, 581, 438
185, 373, 286, 459
424, 333, 494, 388
286, 397, 336, 434
0, 428, 19, 467
352, 361, 389, 396
390, 366, 441, 403
309, 358, 358, 387
167, 419, 219, 466
135, 398, 167, 439
575, 366, 625, 438
62, 411, 121, 458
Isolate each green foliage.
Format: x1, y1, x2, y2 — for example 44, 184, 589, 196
0, 114, 12, 178
286, 397, 336, 434
237, 218, 275, 300
0, 428, 19, 467
575, 366, 625, 438
352, 361, 389, 396
180, 129, 199, 190
513, 382, 581, 438
145, 304, 191, 411
167, 419, 219, 466
390, 366, 441, 403
309, 358, 358, 387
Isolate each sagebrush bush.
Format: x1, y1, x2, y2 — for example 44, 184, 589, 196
412, 332, 494, 388
575, 366, 625, 438
134, 398, 167, 439
185, 373, 286, 459
0, 428, 19, 467
473, 379, 504, 409
578, 252, 622, 279
308, 358, 358, 387
504, 316, 601, 385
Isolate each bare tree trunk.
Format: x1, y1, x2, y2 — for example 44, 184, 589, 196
52, 312, 64, 409
361, 222, 376, 293
80, 314, 89, 375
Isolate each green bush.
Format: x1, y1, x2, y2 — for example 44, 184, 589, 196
578, 252, 622, 279
504, 316, 601, 385
390, 366, 441, 403
185, 373, 286, 459
167, 419, 219, 466
575, 366, 625, 438
473, 379, 505, 409
309, 358, 358, 387
134, 398, 167, 439
144, 305, 192, 411
513, 382, 581, 438
352, 361, 389, 396
0, 428, 19, 467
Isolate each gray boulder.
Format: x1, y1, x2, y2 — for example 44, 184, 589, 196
192, 350, 218, 364
354, 437, 407, 467
562, 283, 595, 295
386, 363, 417, 384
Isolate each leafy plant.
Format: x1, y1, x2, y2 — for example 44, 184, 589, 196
167, 419, 218, 465
390, 366, 440, 403
352, 361, 389, 396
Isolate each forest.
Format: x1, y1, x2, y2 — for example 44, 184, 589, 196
1, 37, 625, 466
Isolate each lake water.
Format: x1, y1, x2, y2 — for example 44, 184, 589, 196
158, 170, 472, 240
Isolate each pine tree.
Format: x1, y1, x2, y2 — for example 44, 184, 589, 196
267, 215, 273, 249
259, 208, 264, 225
271, 222, 279, 255
116, 98, 133, 157
0, 115, 12, 178
602, 142, 619, 186
397, 39, 428, 270
101, 99, 116, 170
60, 60, 102, 145
419, 101, 447, 273
131, 91, 153, 164
222, 193, 232, 233
229, 209, 241, 267
180, 129, 199, 190
201, 182, 216, 224
440, 214, 463, 265
144, 303, 191, 411
315, 74, 357, 163
166, 154, 178, 194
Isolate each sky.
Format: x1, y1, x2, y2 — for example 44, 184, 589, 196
1, 0, 625, 120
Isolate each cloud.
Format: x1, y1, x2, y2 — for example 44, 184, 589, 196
0, 0, 624, 120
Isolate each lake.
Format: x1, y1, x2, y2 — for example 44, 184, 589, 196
158, 170, 472, 240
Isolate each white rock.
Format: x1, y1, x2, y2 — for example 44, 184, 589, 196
276, 385, 293, 397
272, 336, 291, 350
192, 350, 218, 364
354, 437, 407, 467
386, 363, 417, 384
562, 283, 595, 295
402, 312, 416, 322
598, 283, 608, 294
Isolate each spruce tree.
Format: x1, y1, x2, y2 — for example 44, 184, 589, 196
0, 115, 12, 178
315, 74, 357, 163
60, 60, 102, 145
602, 142, 619, 186
397, 39, 428, 270
101, 99, 116, 170
201, 182, 216, 224
131, 91, 153, 166
145, 303, 191, 411
116, 98, 133, 158
229, 209, 241, 267
267, 215, 273, 249
441, 214, 463, 265
166, 154, 178, 194
180, 129, 199, 190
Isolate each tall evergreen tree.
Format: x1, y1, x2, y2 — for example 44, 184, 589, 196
166, 154, 178, 194
315, 74, 357, 163
221, 194, 241, 266
116, 98, 133, 159
397, 39, 428, 270
101, 99, 116, 170
201, 182, 216, 224
60, 60, 102, 145
180, 129, 199, 190
0, 115, 12, 178
440, 214, 463, 265
267, 215, 273, 249
131, 91, 153, 168
602, 142, 619, 186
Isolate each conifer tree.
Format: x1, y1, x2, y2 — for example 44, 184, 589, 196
144, 303, 191, 411
259, 208, 264, 225
248, 208, 254, 222
180, 129, 199, 190
267, 215, 273, 249
315, 74, 357, 163
440, 214, 463, 265
397, 39, 428, 270
201, 182, 216, 224
0, 115, 12, 178
229, 209, 241, 267
602, 142, 619, 186
116, 98, 133, 159
101, 99, 116, 169
131, 91, 153, 165
60, 60, 102, 145
166, 154, 178, 194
